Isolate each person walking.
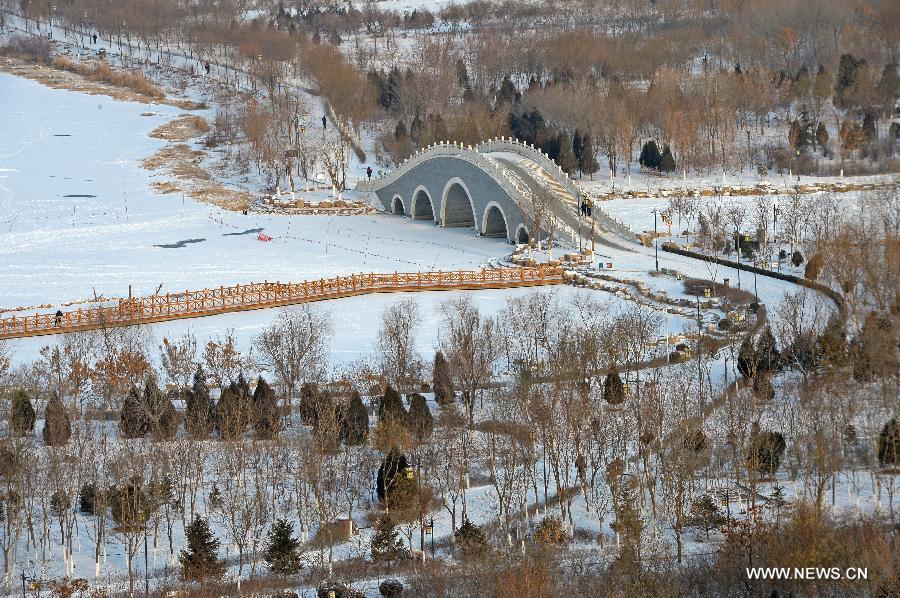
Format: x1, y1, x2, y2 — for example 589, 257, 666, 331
321, 115, 327, 130
366, 166, 372, 181
54, 310, 63, 327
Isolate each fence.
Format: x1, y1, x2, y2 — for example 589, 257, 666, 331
0, 266, 565, 340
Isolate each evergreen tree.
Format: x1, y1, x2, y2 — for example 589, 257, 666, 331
180, 516, 226, 589
659, 144, 676, 173
9, 390, 36, 437
688, 494, 726, 539
298, 382, 321, 425
409, 111, 425, 145
370, 514, 405, 562
42, 392, 71, 447
432, 351, 455, 406
454, 517, 486, 555
557, 132, 578, 176
144, 379, 178, 441
393, 120, 408, 140
876, 63, 899, 110
341, 391, 369, 445
496, 75, 521, 107
120, 386, 149, 439
185, 367, 214, 439
253, 376, 280, 439
579, 132, 599, 179
747, 430, 786, 475
756, 326, 780, 373
815, 122, 830, 154
639, 139, 662, 170
263, 519, 302, 577
572, 130, 584, 167
877, 418, 899, 467
378, 385, 407, 425
376, 448, 409, 502
406, 393, 433, 441
217, 379, 251, 440
602, 368, 625, 405
791, 250, 804, 267
834, 53, 867, 108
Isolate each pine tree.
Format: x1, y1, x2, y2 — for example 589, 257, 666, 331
639, 140, 662, 170
432, 351, 455, 406
378, 385, 407, 425
144, 379, 178, 441
602, 368, 625, 405
557, 132, 578, 176
120, 386, 149, 439
253, 376, 280, 439
406, 393, 433, 441
370, 514, 405, 562
815, 122, 829, 154
572, 130, 584, 167
42, 392, 71, 447
791, 250, 804, 267
579, 132, 599, 179
217, 379, 251, 440
341, 391, 369, 445
747, 430, 786, 475
263, 519, 302, 577
180, 516, 226, 589
496, 75, 520, 107
185, 367, 214, 439
688, 494, 726, 539
877, 418, 899, 467
298, 382, 321, 425
454, 517, 486, 555
9, 390, 36, 437
659, 144, 676, 173
409, 111, 425, 144
376, 449, 409, 502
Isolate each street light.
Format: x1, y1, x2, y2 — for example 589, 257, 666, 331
652, 207, 659, 271
425, 517, 435, 556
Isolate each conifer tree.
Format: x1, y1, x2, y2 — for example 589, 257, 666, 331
406, 393, 433, 441
747, 430, 786, 475
454, 517, 486, 555
376, 449, 409, 502
378, 385, 407, 425
180, 516, 226, 589
878, 418, 899, 467
432, 351, 455, 406
42, 392, 71, 447
341, 391, 369, 445
144, 379, 178, 441
299, 382, 321, 425
370, 514, 405, 562
217, 379, 251, 440
602, 368, 625, 405
120, 386, 149, 439
572, 130, 584, 167
557, 132, 578, 176
263, 519, 303, 576
186, 367, 214, 439
639, 140, 662, 170
659, 144, 676, 173
9, 390, 36, 437
253, 376, 280, 439
579, 132, 599, 179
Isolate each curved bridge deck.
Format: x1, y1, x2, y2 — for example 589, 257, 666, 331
0, 267, 564, 340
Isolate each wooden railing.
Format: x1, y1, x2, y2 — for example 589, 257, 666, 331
0, 266, 565, 340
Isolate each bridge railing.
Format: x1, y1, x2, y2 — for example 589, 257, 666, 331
0, 266, 564, 339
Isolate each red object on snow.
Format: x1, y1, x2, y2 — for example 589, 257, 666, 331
258, 232, 273, 242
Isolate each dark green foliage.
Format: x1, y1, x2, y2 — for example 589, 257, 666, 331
406, 393, 433, 441
263, 519, 303, 576
791, 250, 804, 267
689, 494, 726, 539
557, 132, 578, 175
340, 391, 369, 445
737, 328, 781, 380
579, 131, 599, 178
299, 382, 322, 425
143, 380, 178, 441
120, 386, 150, 439
639, 140, 662, 170
9, 390, 36, 436
534, 517, 567, 545
42, 392, 71, 447
877, 419, 899, 467
834, 53, 868, 108
376, 449, 409, 502
572, 130, 584, 164
496, 75, 520, 107
371, 514, 405, 562
683, 428, 707, 453
378, 385, 407, 425
217, 376, 252, 440
815, 122, 829, 153
253, 377, 280, 439
659, 144, 676, 173
432, 351, 455, 406
379, 579, 404, 597
180, 516, 226, 586
603, 368, 625, 405
508, 110, 548, 149
78, 483, 96, 515
862, 109, 877, 141
788, 110, 815, 151
185, 367, 215, 439
109, 480, 150, 530
747, 430, 786, 475
454, 517, 486, 555
318, 581, 363, 598
817, 315, 847, 364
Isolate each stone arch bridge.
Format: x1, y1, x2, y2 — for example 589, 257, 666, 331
356, 138, 633, 245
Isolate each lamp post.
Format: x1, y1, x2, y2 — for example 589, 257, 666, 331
425, 517, 435, 557
652, 208, 659, 271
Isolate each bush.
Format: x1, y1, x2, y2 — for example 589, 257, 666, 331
9, 390, 36, 436
379, 579, 404, 597
747, 430, 786, 475
341, 391, 369, 445
791, 250, 804, 267
877, 419, 899, 467
805, 253, 824, 280
454, 517, 486, 555
406, 393, 433, 440
0, 36, 51, 64
533, 517, 567, 546
602, 368, 625, 404
371, 514, 405, 562
42, 393, 72, 447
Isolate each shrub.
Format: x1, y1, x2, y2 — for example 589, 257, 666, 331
602, 368, 625, 404
747, 430, 786, 475
454, 517, 486, 555
42, 392, 72, 446
371, 514, 405, 562
263, 519, 302, 576
180, 516, 226, 588
406, 393, 433, 440
805, 253, 824, 280
877, 419, 899, 467
9, 390, 36, 436
252, 376, 280, 439
533, 517, 567, 546
340, 391, 369, 445
379, 579, 404, 597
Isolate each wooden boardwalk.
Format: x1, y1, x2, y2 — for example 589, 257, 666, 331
0, 266, 564, 340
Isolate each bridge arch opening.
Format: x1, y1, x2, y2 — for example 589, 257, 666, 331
441, 180, 476, 228
391, 195, 406, 215
482, 204, 509, 238
411, 188, 435, 220
515, 224, 530, 245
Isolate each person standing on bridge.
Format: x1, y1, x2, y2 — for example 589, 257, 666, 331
54, 310, 63, 327
366, 166, 372, 181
